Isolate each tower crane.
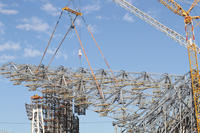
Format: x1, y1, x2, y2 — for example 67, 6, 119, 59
0, 1, 198, 132
114, 0, 200, 132
158, 0, 200, 132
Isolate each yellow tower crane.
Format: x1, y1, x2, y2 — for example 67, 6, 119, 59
158, 0, 200, 132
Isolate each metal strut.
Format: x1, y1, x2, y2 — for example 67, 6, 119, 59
61, 6, 106, 100
47, 16, 77, 68
36, 11, 64, 73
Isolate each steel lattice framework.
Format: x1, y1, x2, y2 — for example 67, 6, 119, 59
0, 62, 197, 132
0, 1, 197, 133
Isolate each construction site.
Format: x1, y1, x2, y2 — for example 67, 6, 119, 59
1, 0, 200, 133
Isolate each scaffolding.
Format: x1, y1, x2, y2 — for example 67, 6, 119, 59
0, 62, 197, 132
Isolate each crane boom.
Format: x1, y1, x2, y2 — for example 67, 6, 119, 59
159, 0, 186, 16
113, 0, 187, 48
187, 0, 200, 13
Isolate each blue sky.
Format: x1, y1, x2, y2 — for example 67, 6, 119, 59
0, 0, 200, 133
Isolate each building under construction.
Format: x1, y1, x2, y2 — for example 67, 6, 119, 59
1, 0, 200, 133
25, 92, 79, 133
0, 62, 197, 132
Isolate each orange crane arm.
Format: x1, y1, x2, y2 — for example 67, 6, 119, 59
158, 0, 187, 17
192, 16, 200, 19
187, 0, 200, 14
62, 6, 82, 16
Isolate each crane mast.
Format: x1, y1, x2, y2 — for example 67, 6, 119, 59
187, 21, 200, 132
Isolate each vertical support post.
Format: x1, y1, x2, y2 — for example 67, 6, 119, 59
31, 105, 45, 133
186, 22, 200, 133
115, 125, 118, 133
179, 88, 182, 132
164, 104, 167, 133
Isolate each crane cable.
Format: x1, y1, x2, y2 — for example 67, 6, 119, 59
35, 11, 64, 73
81, 17, 120, 88
71, 18, 105, 100
47, 16, 78, 68
81, 16, 126, 105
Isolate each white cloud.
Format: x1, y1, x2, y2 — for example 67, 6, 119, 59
96, 15, 110, 20
75, 19, 82, 27
11, 3, 19, 7
123, 13, 134, 23
24, 48, 42, 58
0, 2, 5, 8
0, 55, 15, 63
83, 4, 100, 14
47, 49, 55, 55
147, 9, 158, 19
62, 54, 68, 60
47, 48, 68, 60
0, 2, 18, 15
57, 53, 68, 60
96, 16, 102, 20
88, 24, 97, 34
41, 3, 59, 16
0, 21, 4, 34
23, 46, 68, 60
16, 17, 49, 32
0, 42, 21, 51
0, 21, 3, 27
0, 9, 18, 15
